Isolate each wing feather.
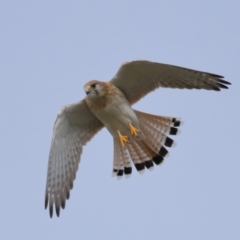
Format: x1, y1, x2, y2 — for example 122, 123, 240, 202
45, 100, 103, 217
110, 61, 231, 104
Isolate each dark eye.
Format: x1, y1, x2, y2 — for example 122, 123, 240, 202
91, 83, 96, 88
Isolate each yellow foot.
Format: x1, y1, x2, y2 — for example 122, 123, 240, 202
117, 130, 129, 147
129, 122, 140, 136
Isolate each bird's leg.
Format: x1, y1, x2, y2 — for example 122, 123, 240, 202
117, 130, 129, 147
129, 122, 140, 137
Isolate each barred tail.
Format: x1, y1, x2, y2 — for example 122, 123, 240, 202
112, 110, 183, 178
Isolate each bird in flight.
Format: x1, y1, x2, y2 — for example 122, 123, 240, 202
45, 60, 231, 217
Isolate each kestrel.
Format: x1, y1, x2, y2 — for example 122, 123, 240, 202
45, 60, 231, 217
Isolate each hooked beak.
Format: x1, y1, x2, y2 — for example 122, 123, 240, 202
84, 86, 91, 95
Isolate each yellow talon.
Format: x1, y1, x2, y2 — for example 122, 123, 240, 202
117, 130, 129, 147
129, 122, 140, 136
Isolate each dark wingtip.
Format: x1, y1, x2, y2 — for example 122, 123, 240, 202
61, 199, 66, 209
66, 190, 70, 200
55, 205, 60, 217
211, 86, 221, 91
50, 205, 53, 218
45, 195, 48, 209
218, 79, 231, 85
217, 83, 229, 89
214, 78, 231, 90
208, 73, 224, 78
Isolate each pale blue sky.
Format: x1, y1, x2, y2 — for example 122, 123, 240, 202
1, 1, 239, 239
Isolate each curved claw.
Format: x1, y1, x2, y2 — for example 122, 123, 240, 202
117, 130, 129, 147
129, 122, 140, 136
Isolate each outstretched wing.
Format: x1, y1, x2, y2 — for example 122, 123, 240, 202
45, 100, 103, 217
110, 61, 231, 105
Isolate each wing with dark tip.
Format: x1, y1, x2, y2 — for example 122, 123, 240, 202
110, 61, 231, 105
45, 100, 103, 218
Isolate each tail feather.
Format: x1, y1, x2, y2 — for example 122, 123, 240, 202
140, 122, 174, 150
134, 141, 155, 170
113, 138, 132, 178
112, 111, 182, 178
135, 110, 181, 135
126, 140, 155, 173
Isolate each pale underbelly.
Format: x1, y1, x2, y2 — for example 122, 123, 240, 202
94, 103, 140, 138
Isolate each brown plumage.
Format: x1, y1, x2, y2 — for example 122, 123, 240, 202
45, 60, 231, 217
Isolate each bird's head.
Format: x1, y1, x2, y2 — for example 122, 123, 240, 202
84, 80, 121, 110
84, 80, 106, 98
